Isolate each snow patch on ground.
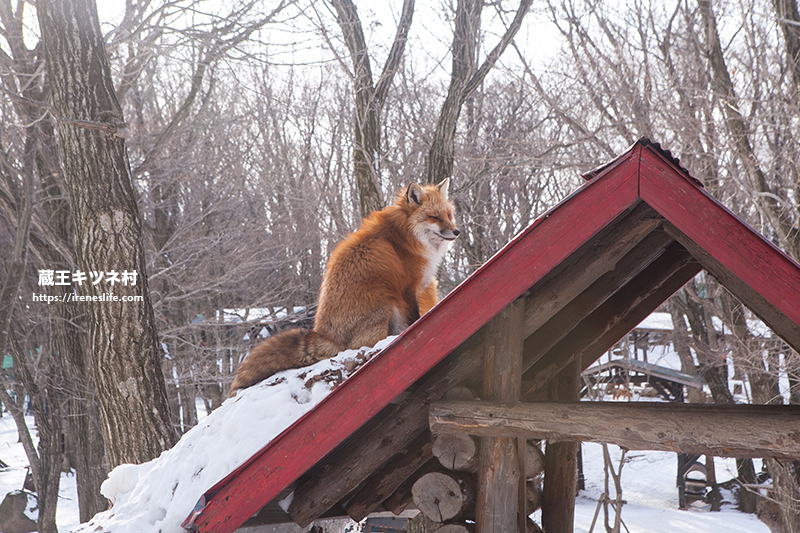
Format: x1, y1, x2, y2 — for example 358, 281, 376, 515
569, 442, 769, 532
0, 414, 81, 531
74, 336, 395, 533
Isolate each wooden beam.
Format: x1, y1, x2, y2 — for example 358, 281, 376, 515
541, 361, 579, 533
521, 202, 661, 338
638, 146, 800, 352
476, 299, 524, 533
522, 228, 673, 373
345, 431, 433, 522
430, 401, 800, 460
521, 244, 700, 398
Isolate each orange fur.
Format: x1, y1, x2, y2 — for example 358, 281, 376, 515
419, 279, 440, 315
230, 179, 458, 394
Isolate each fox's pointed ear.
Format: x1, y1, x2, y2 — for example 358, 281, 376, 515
437, 177, 450, 198
406, 183, 424, 205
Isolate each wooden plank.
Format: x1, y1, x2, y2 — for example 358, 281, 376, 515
541, 360, 579, 533
521, 244, 700, 398
522, 202, 661, 338
288, 331, 486, 527
638, 145, 800, 351
476, 299, 524, 533
345, 431, 433, 522
430, 401, 800, 460
522, 228, 672, 373
662, 221, 800, 353
189, 149, 641, 533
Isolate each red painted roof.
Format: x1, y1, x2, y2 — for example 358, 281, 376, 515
184, 139, 800, 532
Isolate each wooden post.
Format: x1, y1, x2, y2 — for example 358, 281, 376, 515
476, 299, 525, 533
541, 359, 579, 533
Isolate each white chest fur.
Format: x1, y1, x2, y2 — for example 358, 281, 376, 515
417, 229, 451, 289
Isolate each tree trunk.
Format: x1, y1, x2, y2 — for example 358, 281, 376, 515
37, 0, 178, 468
427, 0, 482, 184
699, 0, 799, 258
426, 0, 533, 184
329, 0, 415, 217
667, 300, 704, 403
0, 76, 62, 532
37, 115, 110, 520
773, 0, 800, 105
683, 281, 733, 404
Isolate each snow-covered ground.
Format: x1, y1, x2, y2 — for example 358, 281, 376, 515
571, 442, 769, 532
0, 332, 771, 533
0, 413, 81, 531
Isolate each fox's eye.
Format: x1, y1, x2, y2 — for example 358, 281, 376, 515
429, 215, 441, 222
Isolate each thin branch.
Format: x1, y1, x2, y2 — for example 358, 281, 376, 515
374, 0, 415, 106
461, 0, 533, 104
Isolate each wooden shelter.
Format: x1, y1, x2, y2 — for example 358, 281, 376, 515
183, 139, 800, 533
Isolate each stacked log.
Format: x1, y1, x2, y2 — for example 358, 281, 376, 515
411, 472, 475, 522
407, 389, 547, 530
409, 439, 545, 525
432, 433, 478, 472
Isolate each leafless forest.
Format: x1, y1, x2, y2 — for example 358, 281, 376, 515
0, 0, 799, 531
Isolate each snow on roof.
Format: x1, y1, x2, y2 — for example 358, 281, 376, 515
74, 336, 395, 533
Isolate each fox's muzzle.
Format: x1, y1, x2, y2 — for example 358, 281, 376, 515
438, 229, 460, 241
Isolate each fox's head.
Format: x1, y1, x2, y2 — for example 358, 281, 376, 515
402, 178, 460, 249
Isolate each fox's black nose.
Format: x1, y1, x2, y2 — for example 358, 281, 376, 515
453, 229, 460, 237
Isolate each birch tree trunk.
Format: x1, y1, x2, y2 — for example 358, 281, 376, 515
37, 0, 178, 468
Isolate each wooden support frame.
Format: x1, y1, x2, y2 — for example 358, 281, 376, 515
430, 401, 800, 460
187, 139, 800, 533
522, 244, 700, 398
288, 331, 487, 526
345, 431, 434, 521
476, 299, 525, 533
540, 362, 579, 533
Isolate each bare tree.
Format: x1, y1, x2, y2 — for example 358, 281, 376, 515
37, 0, 178, 467
0, 0, 111, 521
326, 0, 414, 216
427, 0, 533, 184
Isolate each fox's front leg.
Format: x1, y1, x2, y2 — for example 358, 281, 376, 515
419, 280, 439, 315
402, 285, 421, 327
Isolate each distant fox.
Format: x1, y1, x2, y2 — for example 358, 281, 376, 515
230, 178, 459, 394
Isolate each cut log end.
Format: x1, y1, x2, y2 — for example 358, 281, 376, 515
525, 441, 545, 479
433, 523, 474, 533
432, 433, 478, 472
412, 472, 472, 523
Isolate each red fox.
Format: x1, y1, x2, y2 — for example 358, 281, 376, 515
230, 178, 459, 394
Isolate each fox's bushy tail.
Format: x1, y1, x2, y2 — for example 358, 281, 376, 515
229, 329, 341, 395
